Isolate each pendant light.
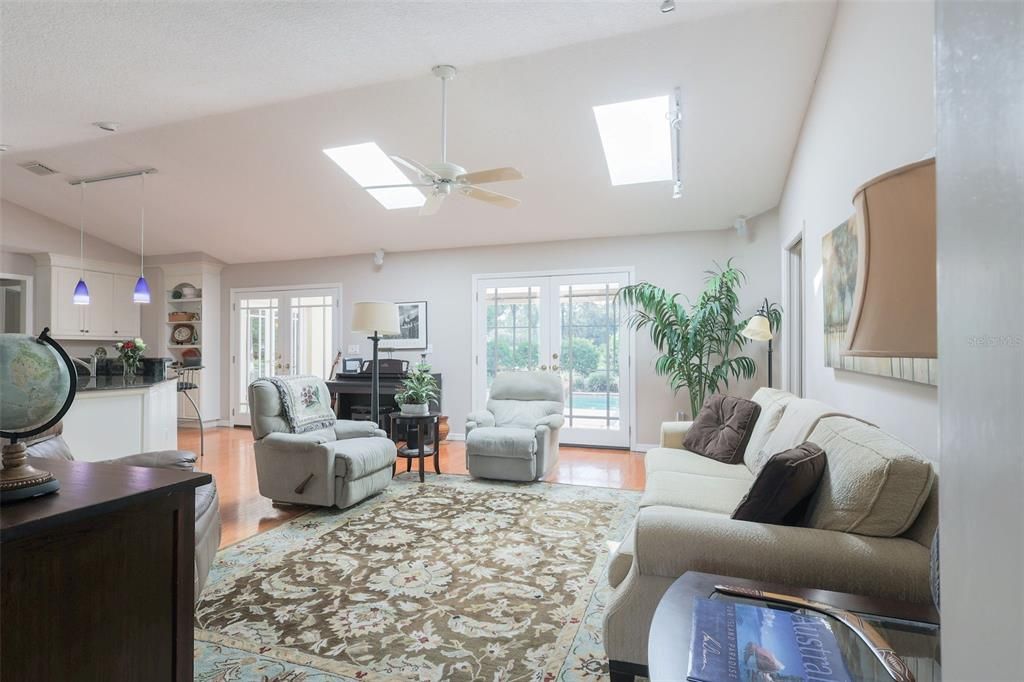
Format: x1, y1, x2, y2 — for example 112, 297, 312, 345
72, 181, 90, 305
132, 172, 151, 303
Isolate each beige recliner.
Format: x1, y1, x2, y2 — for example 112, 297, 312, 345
465, 371, 565, 481
248, 378, 397, 508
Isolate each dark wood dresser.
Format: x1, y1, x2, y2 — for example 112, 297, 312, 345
1, 457, 211, 681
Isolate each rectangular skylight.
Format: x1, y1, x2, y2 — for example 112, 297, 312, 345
323, 142, 425, 209
592, 95, 673, 186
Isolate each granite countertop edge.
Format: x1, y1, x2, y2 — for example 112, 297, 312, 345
76, 375, 178, 392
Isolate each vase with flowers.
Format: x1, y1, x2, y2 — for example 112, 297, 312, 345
115, 337, 147, 378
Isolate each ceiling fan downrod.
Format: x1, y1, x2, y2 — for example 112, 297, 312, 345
432, 65, 457, 165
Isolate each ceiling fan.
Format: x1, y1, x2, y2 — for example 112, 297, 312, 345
365, 65, 524, 215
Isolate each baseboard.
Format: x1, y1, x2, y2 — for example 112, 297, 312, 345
632, 442, 659, 453
446, 432, 466, 442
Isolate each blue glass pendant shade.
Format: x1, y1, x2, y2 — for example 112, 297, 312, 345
72, 278, 90, 305
133, 275, 151, 304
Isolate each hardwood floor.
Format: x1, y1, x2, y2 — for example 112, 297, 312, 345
177, 426, 646, 549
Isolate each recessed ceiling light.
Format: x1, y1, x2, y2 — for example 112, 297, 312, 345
592, 95, 673, 186
92, 121, 120, 132
660, 0, 676, 13
0, 145, 9, 152
323, 142, 425, 210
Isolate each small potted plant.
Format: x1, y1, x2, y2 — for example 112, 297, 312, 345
395, 362, 439, 416
114, 337, 147, 378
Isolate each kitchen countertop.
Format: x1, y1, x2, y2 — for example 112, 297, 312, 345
76, 375, 178, 392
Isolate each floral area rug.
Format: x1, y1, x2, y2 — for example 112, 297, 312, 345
195, 473, 639, 681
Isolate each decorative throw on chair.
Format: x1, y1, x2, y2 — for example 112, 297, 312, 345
266, 375, 336, 434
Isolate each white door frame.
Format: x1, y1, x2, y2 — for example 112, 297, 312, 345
781, 229, 805, 396
0, 272, 34, 333
229, 282, 342, 426
470, 266, 636, 450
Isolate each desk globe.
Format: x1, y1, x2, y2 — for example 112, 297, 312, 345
0, 328, 77, 503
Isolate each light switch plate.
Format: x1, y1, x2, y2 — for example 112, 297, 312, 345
347, 345, 360, 354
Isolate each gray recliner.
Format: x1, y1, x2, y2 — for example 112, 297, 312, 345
465, 371, 565, 481
21, 423, 221, 603
248, 378, 397, 508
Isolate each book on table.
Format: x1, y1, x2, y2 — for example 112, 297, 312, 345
687, 597, 853, 682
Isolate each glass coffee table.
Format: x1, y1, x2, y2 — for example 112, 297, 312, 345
646, 572, 940, 682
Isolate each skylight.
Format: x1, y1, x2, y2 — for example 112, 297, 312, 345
592, 95, 673, 186
323, 142, 425, 210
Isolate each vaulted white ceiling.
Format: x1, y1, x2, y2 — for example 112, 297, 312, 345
0, 0, 834, 263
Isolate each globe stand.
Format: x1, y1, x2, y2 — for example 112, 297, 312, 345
1, 440, 61, 503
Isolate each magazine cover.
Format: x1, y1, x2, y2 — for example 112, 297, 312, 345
688, 598, 853, 682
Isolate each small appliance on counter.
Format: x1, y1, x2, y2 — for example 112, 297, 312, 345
141, 357, 172, 380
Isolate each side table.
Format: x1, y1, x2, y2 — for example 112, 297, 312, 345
641, 571, 940, 682
389, 411, 441, 483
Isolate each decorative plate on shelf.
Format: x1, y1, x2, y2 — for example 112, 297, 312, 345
171, 324, 195, 344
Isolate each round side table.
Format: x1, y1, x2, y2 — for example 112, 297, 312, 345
388, 411, 442, 483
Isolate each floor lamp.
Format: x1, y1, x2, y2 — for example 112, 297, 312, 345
351, 302, 400, 424
742, 299, 775, 388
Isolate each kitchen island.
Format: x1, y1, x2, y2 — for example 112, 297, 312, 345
62, 375, 179, 461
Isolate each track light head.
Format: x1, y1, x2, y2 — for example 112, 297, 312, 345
660, 0, 676, 13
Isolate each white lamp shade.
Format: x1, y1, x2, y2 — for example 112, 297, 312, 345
741, 314, 773, 341
352, 301, 400, 335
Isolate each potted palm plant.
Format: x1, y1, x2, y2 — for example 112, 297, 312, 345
396, 362, 440, 416
617, 260, 781, 419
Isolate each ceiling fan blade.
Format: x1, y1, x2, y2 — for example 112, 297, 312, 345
419, 192, 445, 216
391, 155, 439, 181
363, 183, 435, 190
456, 167, 524, 185
462, 185, 521, 208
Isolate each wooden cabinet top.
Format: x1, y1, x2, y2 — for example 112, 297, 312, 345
1, 458, 211, 543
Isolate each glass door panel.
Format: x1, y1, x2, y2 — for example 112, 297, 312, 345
236, 296, 280, 425
475, 272, 631, 448
233, 287, 340, 426
554, 276, 628, 447
479, 280, 549, 401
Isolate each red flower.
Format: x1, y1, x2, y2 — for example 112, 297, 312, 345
123, 341, 135, 349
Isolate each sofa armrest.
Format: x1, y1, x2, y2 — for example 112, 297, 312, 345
535, 414, 565, 431
634, 506, 933, 603
660, 421, 694, 449
334, 420, 385, 441
103, 450, 197, 472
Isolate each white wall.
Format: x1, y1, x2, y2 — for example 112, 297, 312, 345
220, 221, 780, 445
777, 0, 937, 458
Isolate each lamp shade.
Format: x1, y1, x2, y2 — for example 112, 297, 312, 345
844, 158, 936, 358
741, 314, 773, 342
72, 278, 90, 305
132, 276, 151, 304
352, 301, 400, 335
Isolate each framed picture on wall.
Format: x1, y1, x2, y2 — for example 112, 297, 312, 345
382, 301, 428, 350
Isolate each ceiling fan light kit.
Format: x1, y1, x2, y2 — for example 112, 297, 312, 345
361, 64, 525, 215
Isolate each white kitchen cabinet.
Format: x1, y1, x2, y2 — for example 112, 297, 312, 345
112, 274, 142, 338
51, 266, 85, 336
33, 255, 142, 340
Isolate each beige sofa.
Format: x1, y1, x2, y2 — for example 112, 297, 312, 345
603, 388, 937, 677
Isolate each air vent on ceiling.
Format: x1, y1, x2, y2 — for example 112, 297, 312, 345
19, 161, 59, 176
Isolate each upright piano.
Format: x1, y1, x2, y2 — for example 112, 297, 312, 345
326, 359, 442, 440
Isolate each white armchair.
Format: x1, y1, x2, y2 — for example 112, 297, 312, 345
465, 371, 565, 481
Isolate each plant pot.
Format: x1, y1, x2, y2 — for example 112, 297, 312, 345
399, 402, 429, 416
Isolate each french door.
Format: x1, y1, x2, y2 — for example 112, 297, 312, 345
231, 286, 341, 426
474, 270, 632, 447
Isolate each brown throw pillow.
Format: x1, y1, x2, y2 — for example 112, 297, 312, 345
682, 394, 762, 464
732, 442, 826, 524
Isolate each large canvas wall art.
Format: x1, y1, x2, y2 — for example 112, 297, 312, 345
822, 218, 937, 386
